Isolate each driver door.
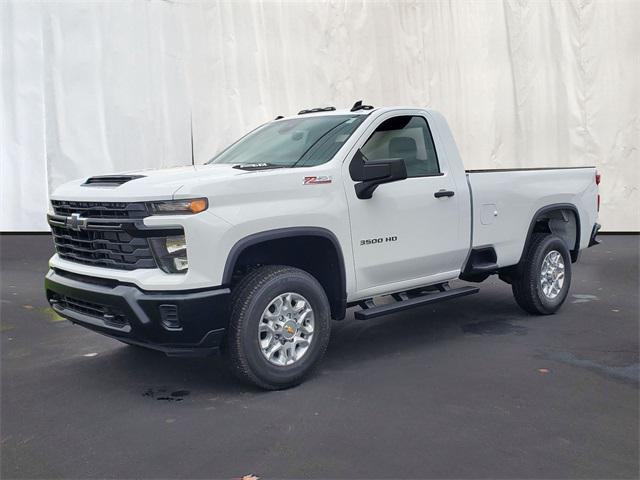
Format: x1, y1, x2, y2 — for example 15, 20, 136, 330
343, 111, 467, 298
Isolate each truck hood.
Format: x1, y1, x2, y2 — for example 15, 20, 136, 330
50, 164, 246, 202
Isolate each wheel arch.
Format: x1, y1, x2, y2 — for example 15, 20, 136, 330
519, 203, 581, 265
223, 227, 347, 320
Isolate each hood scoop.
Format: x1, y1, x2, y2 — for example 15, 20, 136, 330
82, 175, 145, 187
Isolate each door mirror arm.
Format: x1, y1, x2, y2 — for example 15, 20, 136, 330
349, 150, 408, 199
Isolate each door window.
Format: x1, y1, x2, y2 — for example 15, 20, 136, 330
360, 116, 440, 177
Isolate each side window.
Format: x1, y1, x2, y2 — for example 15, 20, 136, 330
360, 116, 440, 177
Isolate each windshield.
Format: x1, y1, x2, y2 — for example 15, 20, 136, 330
207, 115, 366, 168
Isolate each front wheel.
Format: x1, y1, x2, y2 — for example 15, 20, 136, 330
512, 233, 572, 315
226, 265, 331, 390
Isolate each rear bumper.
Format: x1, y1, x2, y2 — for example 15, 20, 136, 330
44, 269, 230, 356
588, 223, 601, 247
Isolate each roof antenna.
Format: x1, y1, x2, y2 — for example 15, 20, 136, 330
190, 111, 195, 166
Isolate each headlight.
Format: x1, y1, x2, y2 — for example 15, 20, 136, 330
149, 235, 188, 273
149, 198, 208, 215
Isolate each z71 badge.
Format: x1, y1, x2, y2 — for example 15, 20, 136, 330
360, 236, 398, 246
303, 176, 332, 185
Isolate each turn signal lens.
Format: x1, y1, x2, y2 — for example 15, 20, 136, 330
188, 198, 207, 213
149, 198, 208, 215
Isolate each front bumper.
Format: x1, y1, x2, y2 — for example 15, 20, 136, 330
45, 269, 230, 356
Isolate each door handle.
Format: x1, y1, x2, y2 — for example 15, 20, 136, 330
434, 189, 455, 198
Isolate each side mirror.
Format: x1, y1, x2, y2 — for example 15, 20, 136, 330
349, 149, 407, 199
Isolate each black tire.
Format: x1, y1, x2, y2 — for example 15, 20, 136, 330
226, 265, 331, 390
512, 233, 572, 315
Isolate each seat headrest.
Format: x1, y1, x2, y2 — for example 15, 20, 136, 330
389, 136, 417, 160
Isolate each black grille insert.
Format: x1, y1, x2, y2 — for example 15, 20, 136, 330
50, 201, 158, 270
51, 200, 149, 219
51, 225, 157, 270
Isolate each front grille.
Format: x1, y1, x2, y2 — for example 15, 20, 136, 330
51, 200, 148, 219
52, 225, 156, 270
50, 201, 157, 270
52, 294, 129, 329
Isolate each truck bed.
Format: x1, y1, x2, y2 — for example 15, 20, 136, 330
466, 167, 598, 268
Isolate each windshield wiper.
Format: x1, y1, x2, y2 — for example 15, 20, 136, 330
232, 163, 288, 171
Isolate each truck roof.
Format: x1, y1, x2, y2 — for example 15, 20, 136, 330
280, 106, 435, 120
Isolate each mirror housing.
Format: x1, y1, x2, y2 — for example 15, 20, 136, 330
349, 149, 407, 199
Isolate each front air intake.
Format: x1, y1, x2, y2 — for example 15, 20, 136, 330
82, 175, 145, 187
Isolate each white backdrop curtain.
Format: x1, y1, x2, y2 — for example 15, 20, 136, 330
1, 0, 638, 231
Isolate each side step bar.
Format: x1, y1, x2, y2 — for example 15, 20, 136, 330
354, 285, 480, 320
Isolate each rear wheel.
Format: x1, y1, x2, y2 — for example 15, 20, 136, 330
226, 265, 331, 390
512, 233, 572, 315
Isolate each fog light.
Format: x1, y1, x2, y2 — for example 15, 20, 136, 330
149, 235, 188, 274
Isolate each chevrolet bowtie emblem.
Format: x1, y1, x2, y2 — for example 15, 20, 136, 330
66, 213, 88, 231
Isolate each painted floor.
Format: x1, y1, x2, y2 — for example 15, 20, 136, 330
1, 234, 638, 479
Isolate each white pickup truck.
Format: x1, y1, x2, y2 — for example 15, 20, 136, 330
45, 103, 601, 389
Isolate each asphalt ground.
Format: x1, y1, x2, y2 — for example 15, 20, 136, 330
1, 234, 638, 479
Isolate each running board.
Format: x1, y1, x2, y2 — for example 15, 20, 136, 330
354, 286, 480, 320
